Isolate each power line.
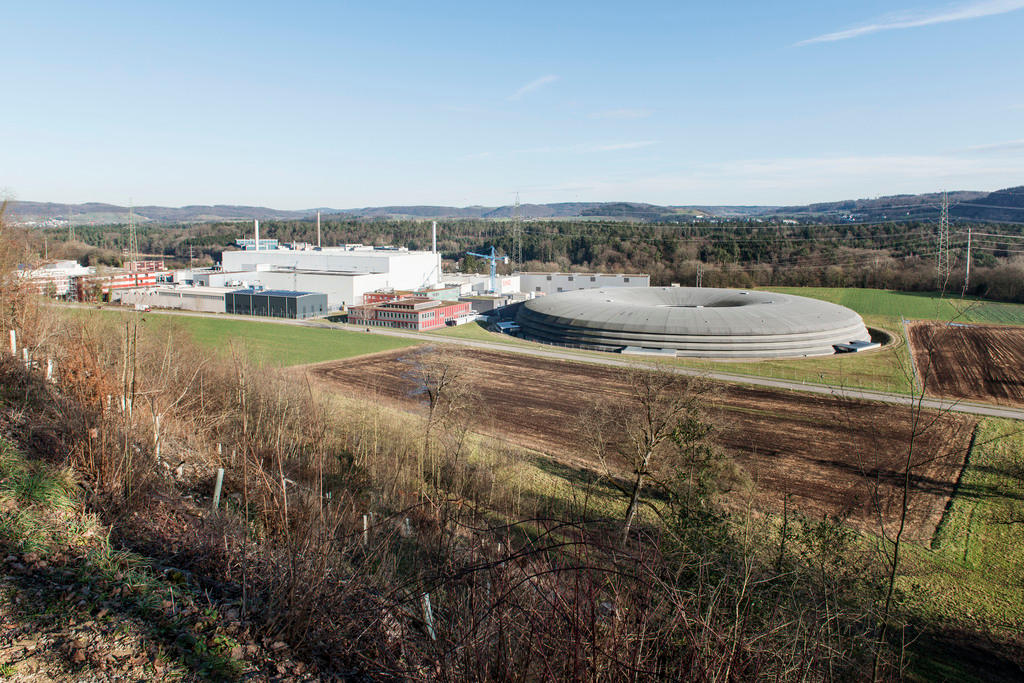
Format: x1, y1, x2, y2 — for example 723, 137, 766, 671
967, 231, 1024, 240
970, 246, 1024, 254
950, 202, 1024, 212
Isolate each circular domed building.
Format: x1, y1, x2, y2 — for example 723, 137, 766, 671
515, 287, 871, 359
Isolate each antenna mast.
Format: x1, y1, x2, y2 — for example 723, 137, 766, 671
512, 193, 522, 268
936, 191, 950, 288
127, 201, 139, 273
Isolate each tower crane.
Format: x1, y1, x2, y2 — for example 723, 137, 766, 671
465, 246, 509, 293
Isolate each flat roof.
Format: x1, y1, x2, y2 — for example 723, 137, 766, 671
517, 271, 648, 278
230, 288, 319, 297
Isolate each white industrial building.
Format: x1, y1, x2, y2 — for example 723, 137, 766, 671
517, 272, 649, 296
19, 260, 94, 296
206, 244, 442, 309
221, 245, 440, 287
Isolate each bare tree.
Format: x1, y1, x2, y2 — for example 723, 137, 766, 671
403, 345, 477, 497
585, 365, 717, 546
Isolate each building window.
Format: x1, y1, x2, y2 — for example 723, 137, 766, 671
546, 275, 552, 280
590, 276, 596, 282
623, 277, 630, 282
568, 276, 574, 282
557, 287, 563, 292
535, 286, 541, 292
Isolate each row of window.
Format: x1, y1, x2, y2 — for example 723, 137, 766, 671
545, 275, 630, 283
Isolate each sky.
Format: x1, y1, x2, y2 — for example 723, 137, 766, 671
2, 0, 1023, 208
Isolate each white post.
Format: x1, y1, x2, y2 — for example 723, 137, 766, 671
965, 226, 972, 292
421, 593, 436, 641
8, 330, 15, 355
22, 348, 29, 367
154, 414, 161, 462
46, 359, 53, 382
317, 211, 321, 249
211, 467, 225, 512
362, 514, 369, 546
254, 219, 260, 252
432, 221, 437, 253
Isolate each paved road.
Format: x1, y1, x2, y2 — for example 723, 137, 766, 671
62, 304, 1024, 421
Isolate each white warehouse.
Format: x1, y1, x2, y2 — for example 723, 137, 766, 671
221, 246, 440, 288
518, 272, 650, 296
211, 244, 443, 309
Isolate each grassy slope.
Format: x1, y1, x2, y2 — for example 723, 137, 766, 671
905, 419, 1024, 631
900, 418, 1024, 679
0, 437, 250, 679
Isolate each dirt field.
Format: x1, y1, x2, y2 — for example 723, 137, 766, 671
311, 348, 974, 540
908, 321, 1024, 407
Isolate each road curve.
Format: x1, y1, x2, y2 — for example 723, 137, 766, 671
58, 303, 1024, 422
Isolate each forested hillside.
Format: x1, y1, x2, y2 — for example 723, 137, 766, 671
36, 214, 1024, 303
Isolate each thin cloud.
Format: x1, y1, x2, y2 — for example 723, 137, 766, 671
960, 138, 1024, 152
509, 141, 658, 155
509, 74, 558, 100
589, 108, 652, 120
797, 0, 1024, 45
587, 140, 658, 152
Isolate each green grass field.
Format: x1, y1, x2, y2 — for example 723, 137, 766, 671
67, 309, 423, 367
426, 320, 538, 347
155, 316, 421, 367
766, 287, 1024, 325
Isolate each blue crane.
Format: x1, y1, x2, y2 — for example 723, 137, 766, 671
465, 246, 509, 293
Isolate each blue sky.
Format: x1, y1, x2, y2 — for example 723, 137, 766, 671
2, 0, 1023, 208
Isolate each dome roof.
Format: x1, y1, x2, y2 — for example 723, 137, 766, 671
515, 287, 870, 358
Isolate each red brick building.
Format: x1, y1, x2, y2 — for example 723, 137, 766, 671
349, 297, 472, 331
73, 271, 163, 302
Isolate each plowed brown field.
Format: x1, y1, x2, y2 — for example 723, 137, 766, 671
311, 348, 974, 540
908, 321, 1024, 407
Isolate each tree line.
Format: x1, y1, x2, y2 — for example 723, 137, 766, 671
35, 216, 1024, 303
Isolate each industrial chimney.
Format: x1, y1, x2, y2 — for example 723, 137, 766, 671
317, 211, 322, 249
432, 221, 437, 253
254, 219, 260, 252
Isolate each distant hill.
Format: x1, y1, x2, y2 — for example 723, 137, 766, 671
7, 202, 318, 226
7, 186, 1024, 226
950, 186, 1024, 223
770, 191, 987, 222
